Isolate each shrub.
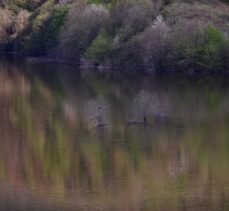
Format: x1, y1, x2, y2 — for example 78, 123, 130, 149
102, 15, 170, 74
137, 16, 170, 72
85, 29, 112, 63
43, 6, 69, 53
167, 23, 228, 73
220, 39, 229, 70
23, 4, 68, 55
59, 2, 109, 62
0, 9, 14, 50
12, 10, 30, 36
108, 36, 143, 73
88, 0, 166, 73
107, 0, 159, 41
5, 0, 45, 11
199, 25, 227, 71
116, 5, 152, 42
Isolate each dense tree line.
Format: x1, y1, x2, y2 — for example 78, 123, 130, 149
0, 0, 229, 74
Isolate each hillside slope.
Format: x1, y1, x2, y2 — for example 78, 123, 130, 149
0, 0, 229, 74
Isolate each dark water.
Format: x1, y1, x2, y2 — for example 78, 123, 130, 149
1, 57, 229, 210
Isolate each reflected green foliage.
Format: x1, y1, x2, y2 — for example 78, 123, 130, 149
1, 58, 229, 209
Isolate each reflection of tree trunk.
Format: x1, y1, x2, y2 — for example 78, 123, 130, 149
84, 97, 108, 128
97, 115, 102, 126
143, 116, 146, 124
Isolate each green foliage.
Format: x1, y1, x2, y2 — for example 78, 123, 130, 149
5, 0, 45, 11
23, 5, 68, 55
0, 0, 229, 74
168, 24, 228, 73
197, 25, 226, 71
43, 6, 69, 51
85, 30, 112, 63
88, 0, 105, 4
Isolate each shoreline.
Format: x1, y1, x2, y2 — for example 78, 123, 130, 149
1, 52, 229, 78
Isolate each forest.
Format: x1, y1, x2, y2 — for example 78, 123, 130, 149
0, 0, 229, 74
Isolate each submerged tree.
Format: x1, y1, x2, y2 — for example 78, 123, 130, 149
129, 90, 169, 124
84, 96, 109, 128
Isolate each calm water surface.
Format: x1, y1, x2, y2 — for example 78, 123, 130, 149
1, 57, 229, 210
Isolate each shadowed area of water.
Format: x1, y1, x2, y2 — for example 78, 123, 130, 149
1, 56, 229, 210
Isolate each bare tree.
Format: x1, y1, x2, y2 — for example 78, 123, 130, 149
84, 96, 109, 128
128, 90, 169, 124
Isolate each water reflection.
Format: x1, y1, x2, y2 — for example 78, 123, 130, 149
84, 96, 109, 128
128, 90, 169, 124
1, 57, 229, 210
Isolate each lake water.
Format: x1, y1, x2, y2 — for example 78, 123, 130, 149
1, 57, 229, 210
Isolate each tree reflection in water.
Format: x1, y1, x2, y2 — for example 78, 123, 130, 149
0, 58, 229, 210
84, 96, 109, 128
128, 90, 169, 125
